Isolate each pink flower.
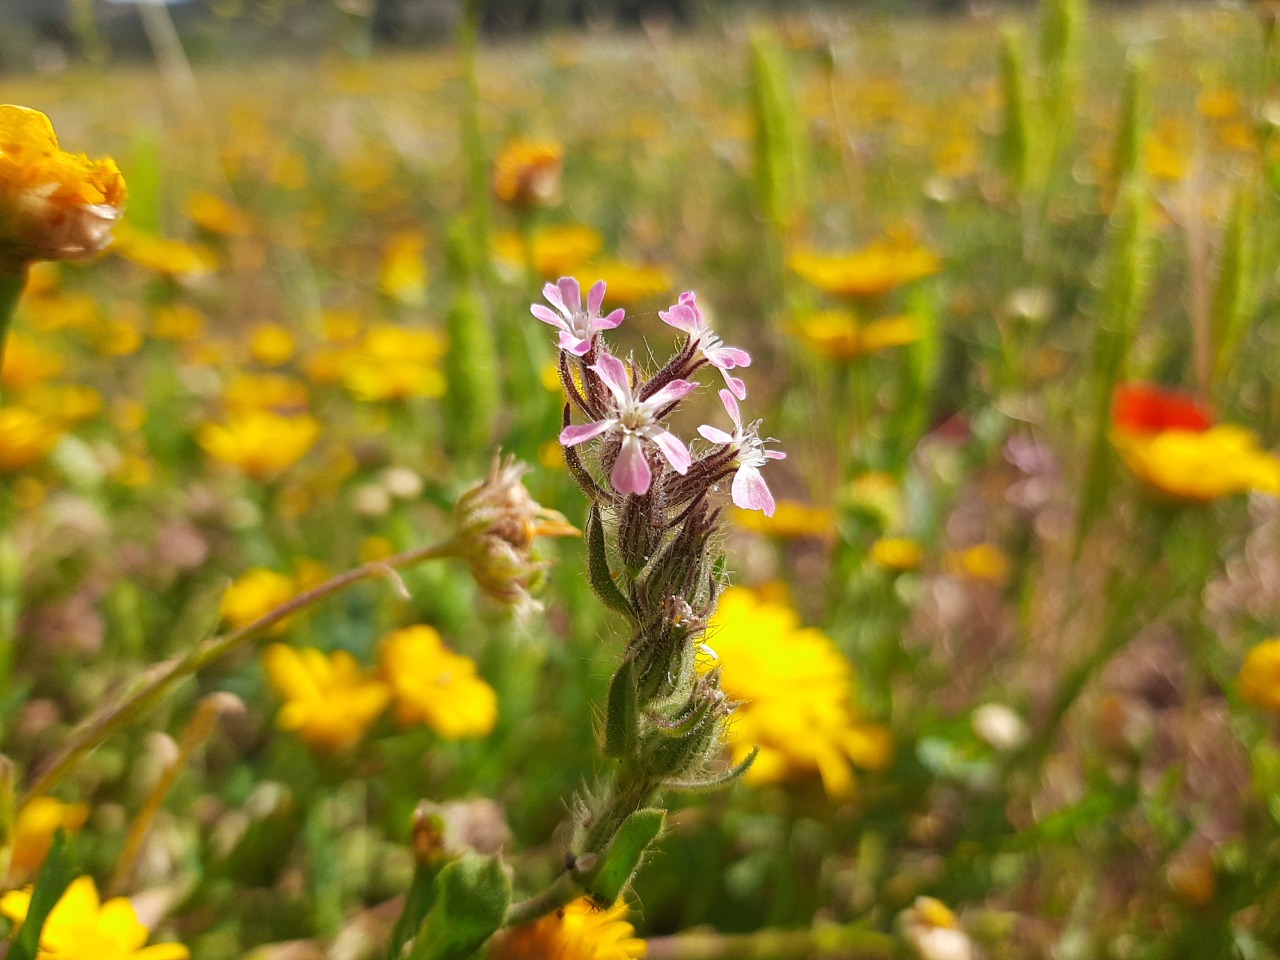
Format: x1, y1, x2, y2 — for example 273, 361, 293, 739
698, 390, 786, 516
659, 291, 752, 400
531, 277, 625, 356
559, 352, 696, 496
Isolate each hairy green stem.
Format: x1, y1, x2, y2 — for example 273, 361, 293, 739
503, 872, 584, 929
23, 539, 458, 804
645, 924, 894, 960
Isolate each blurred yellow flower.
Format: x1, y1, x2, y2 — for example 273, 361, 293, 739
946, 543, 1009, 583
150, 304, 206, 342
7, 798, 89, 882
576, 261, 671, 305
1, 332, 64, 391
223, 372, 309, 416
94, 317, 143, 357
249, 323, 297, 366
342, 324, 445, 402
113, 224, 217, 279
493, 224, 602, 278
0, 406, 62, 472
790, 311, 919, 360
263, 644, 390, 751
492, 138, 563, 207
0, 105, 126, 262
186, 190, 251, 236
704, 587, 891, 797
197, 411, 319, 480
1238, 639, 1280, 714
379, 625, 498, 739
490, 897, 645, 960
788, 239, 940, 299
0, 875, 187, 960
1112, 425, 1280, 502
871, 536, 922, 572
23, 384, 102, 425
220, 568, 298, 632
379, 230, 428, 308
733, 500, 835, 539
19, 291, 99, 333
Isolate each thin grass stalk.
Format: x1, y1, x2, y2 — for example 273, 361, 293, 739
22, 539, 458, 805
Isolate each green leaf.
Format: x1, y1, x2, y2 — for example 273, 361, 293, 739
387, 858, 447, 960
408, 855, 510, 960
604, 660, 639, 760
9, 830, 75, 960
998, 30, 1029, 191
1212, 188, 1255, 387
1109, 55, 1146, 199
585, 506, 632, 618
586, 808, 665, 905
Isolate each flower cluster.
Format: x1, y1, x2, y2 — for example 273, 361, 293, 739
537, 278, 783, 512
1110, 383, 1280, 502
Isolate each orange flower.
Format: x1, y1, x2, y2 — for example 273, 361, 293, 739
492, 138, 563, 207
1112, 384, 1211, 434
0, 105, 126, 262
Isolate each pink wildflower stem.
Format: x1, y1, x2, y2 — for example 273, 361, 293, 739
22, 539, 460, 805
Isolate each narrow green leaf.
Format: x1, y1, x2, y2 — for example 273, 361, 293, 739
387, 860, 447, 960
1212, 188, 1255, 386
585, 808, 665, 905
10, 830, 75, 960
1110, 55, 1146, 200
443, 222, 499, 460
586, 506, 632, 618
604, 661, 639, 760
749, 29, 807, 236
408, 854, 511, 960
998, 31, 1029, 191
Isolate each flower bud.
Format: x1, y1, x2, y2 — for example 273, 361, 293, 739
0, 105, 126, 264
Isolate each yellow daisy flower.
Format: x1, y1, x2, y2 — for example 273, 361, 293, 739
490, 898, 646, 960
196, 410, 319, 481
379, 625, 498, 739
263, 645, 391, 752
788, 239, 940, 299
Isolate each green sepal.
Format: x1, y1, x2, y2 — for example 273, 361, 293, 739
604, 660, 639, 759
585, 808, 665, 905
9, 829, 75, 960
387, 859, 448, 960
586, 506, 632, 618
408, 854, 511, 960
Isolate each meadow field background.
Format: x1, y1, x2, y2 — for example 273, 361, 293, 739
2, 1, 1280, 958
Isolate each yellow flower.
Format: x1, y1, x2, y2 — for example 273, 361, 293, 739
0, 406, 62, 472
945, 543, 1009, 583
222, 372, 310, 416
1, 332, 64, 391
492, 138, 563, 207
788, 239, 940, 299
490, 898, 646, 960
150, 304, 206, 342
493, 225, 603, 278
22, 383, 103, 425
0, 105, 126, 262
870, 537, 922, 572
7, 798, 89, 881
249, 323, 297, 366
732, 500, 836, 540
220, 568, 298, 632
19, 291, 99, 333
94, 317, 144, 357
341, 324, 445, 402
1238, 639, 1280, 714
1111, 425, 1280, 502
112, 225, 217, 279
196, 410, 319, 480
263, 644, 391, 751
575, 261, 671, 305
379, 625, 498, 739
704, 587, 891, 797
379, 230, 428, 308
790, 311, 918, 360
186, 190, 251, 236
0, 875, 187, 960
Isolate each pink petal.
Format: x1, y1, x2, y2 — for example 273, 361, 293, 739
717, 389, 743, 430
591, 353, 633, 406
765, 449, 787, 460
611, 436, 652, 495
542, 281, 569, 316
644, 378, 698, 410
597, 308, 626, 330
532, 304, 569, 329
721, 373, 747, 401
698, 425, 735, 445
560, 419, 614, 446
659, 303, 699, 335
732, 466, 776, 516
556, 277, 582, 315
649, 428, 691, 474
712, 346, 752, 368
587, 280, 607, 316
558, 330, 592, 355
